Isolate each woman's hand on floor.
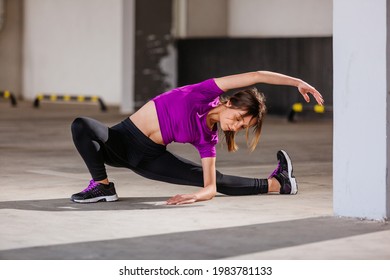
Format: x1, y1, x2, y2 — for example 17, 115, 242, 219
166, 194, 197, 205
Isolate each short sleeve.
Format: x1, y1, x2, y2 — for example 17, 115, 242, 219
196, 143, 217, 158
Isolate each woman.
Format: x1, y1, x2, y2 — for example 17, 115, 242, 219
70, 70, 324, 205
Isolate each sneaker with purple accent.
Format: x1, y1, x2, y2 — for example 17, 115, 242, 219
71, 180, 118, 203
268, 150, 298, 194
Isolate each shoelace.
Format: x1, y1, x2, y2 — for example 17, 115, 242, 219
268, 161, 281, 179
81, 179, 99, 193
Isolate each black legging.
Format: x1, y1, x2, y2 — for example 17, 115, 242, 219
71, 117, 268, 195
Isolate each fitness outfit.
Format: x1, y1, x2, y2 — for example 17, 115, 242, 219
71, 79, 269, 196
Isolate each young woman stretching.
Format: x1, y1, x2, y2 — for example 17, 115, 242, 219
70, 71, 324, 205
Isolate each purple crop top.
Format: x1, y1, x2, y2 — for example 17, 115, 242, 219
153, 79, 224, 158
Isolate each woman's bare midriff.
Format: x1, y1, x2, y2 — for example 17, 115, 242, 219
129, 101, 165, 145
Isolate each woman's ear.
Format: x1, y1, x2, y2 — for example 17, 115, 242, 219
225, 100, 232, 108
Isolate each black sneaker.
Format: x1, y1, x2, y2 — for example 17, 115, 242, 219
71, 180, 118, 203
268, 150, 298, 194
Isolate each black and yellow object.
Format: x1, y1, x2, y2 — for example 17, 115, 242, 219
288, 102, 327, 122
1, 90, 17, 106
33, 94, 107, 111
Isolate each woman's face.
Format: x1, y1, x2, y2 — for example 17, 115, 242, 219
219, 105, 256, 132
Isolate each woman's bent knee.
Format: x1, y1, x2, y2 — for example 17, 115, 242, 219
71, 117, 88, 136
71, 117, 109, 142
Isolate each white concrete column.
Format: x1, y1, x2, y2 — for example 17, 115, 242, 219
387, 0, 390, 219
333, 0, 389, 220
120, 0, 135, 114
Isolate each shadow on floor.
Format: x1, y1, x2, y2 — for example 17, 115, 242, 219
1, 216, 388, 260
0, 197, 204, 212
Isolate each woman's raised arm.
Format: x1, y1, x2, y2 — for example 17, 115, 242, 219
214, 71, 324, 105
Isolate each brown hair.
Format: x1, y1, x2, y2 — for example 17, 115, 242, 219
220, 88, 267, 152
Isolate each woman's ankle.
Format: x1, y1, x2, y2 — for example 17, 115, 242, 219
97, 178, 109, 185
267, 177, 280, 193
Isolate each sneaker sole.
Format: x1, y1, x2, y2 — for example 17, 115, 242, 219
280, 150, 298, 195
72, 194, 118, 203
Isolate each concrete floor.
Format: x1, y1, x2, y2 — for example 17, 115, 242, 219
0, 101, 389, 260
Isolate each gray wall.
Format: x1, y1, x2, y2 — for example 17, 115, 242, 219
0, 0, 22, 98
186, 0, 228, 37
23, 0, 125, 104
177, 37, 332, 115
1, 0, 333, 109
174, 0, 333, 115
228, 0, 332, 37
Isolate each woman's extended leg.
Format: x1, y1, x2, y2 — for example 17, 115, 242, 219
133, 151, 269, 195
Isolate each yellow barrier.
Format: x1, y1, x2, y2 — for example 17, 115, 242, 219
1, 90, 17, 106
33, 93, 107, 111
288, 102, 329, 122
